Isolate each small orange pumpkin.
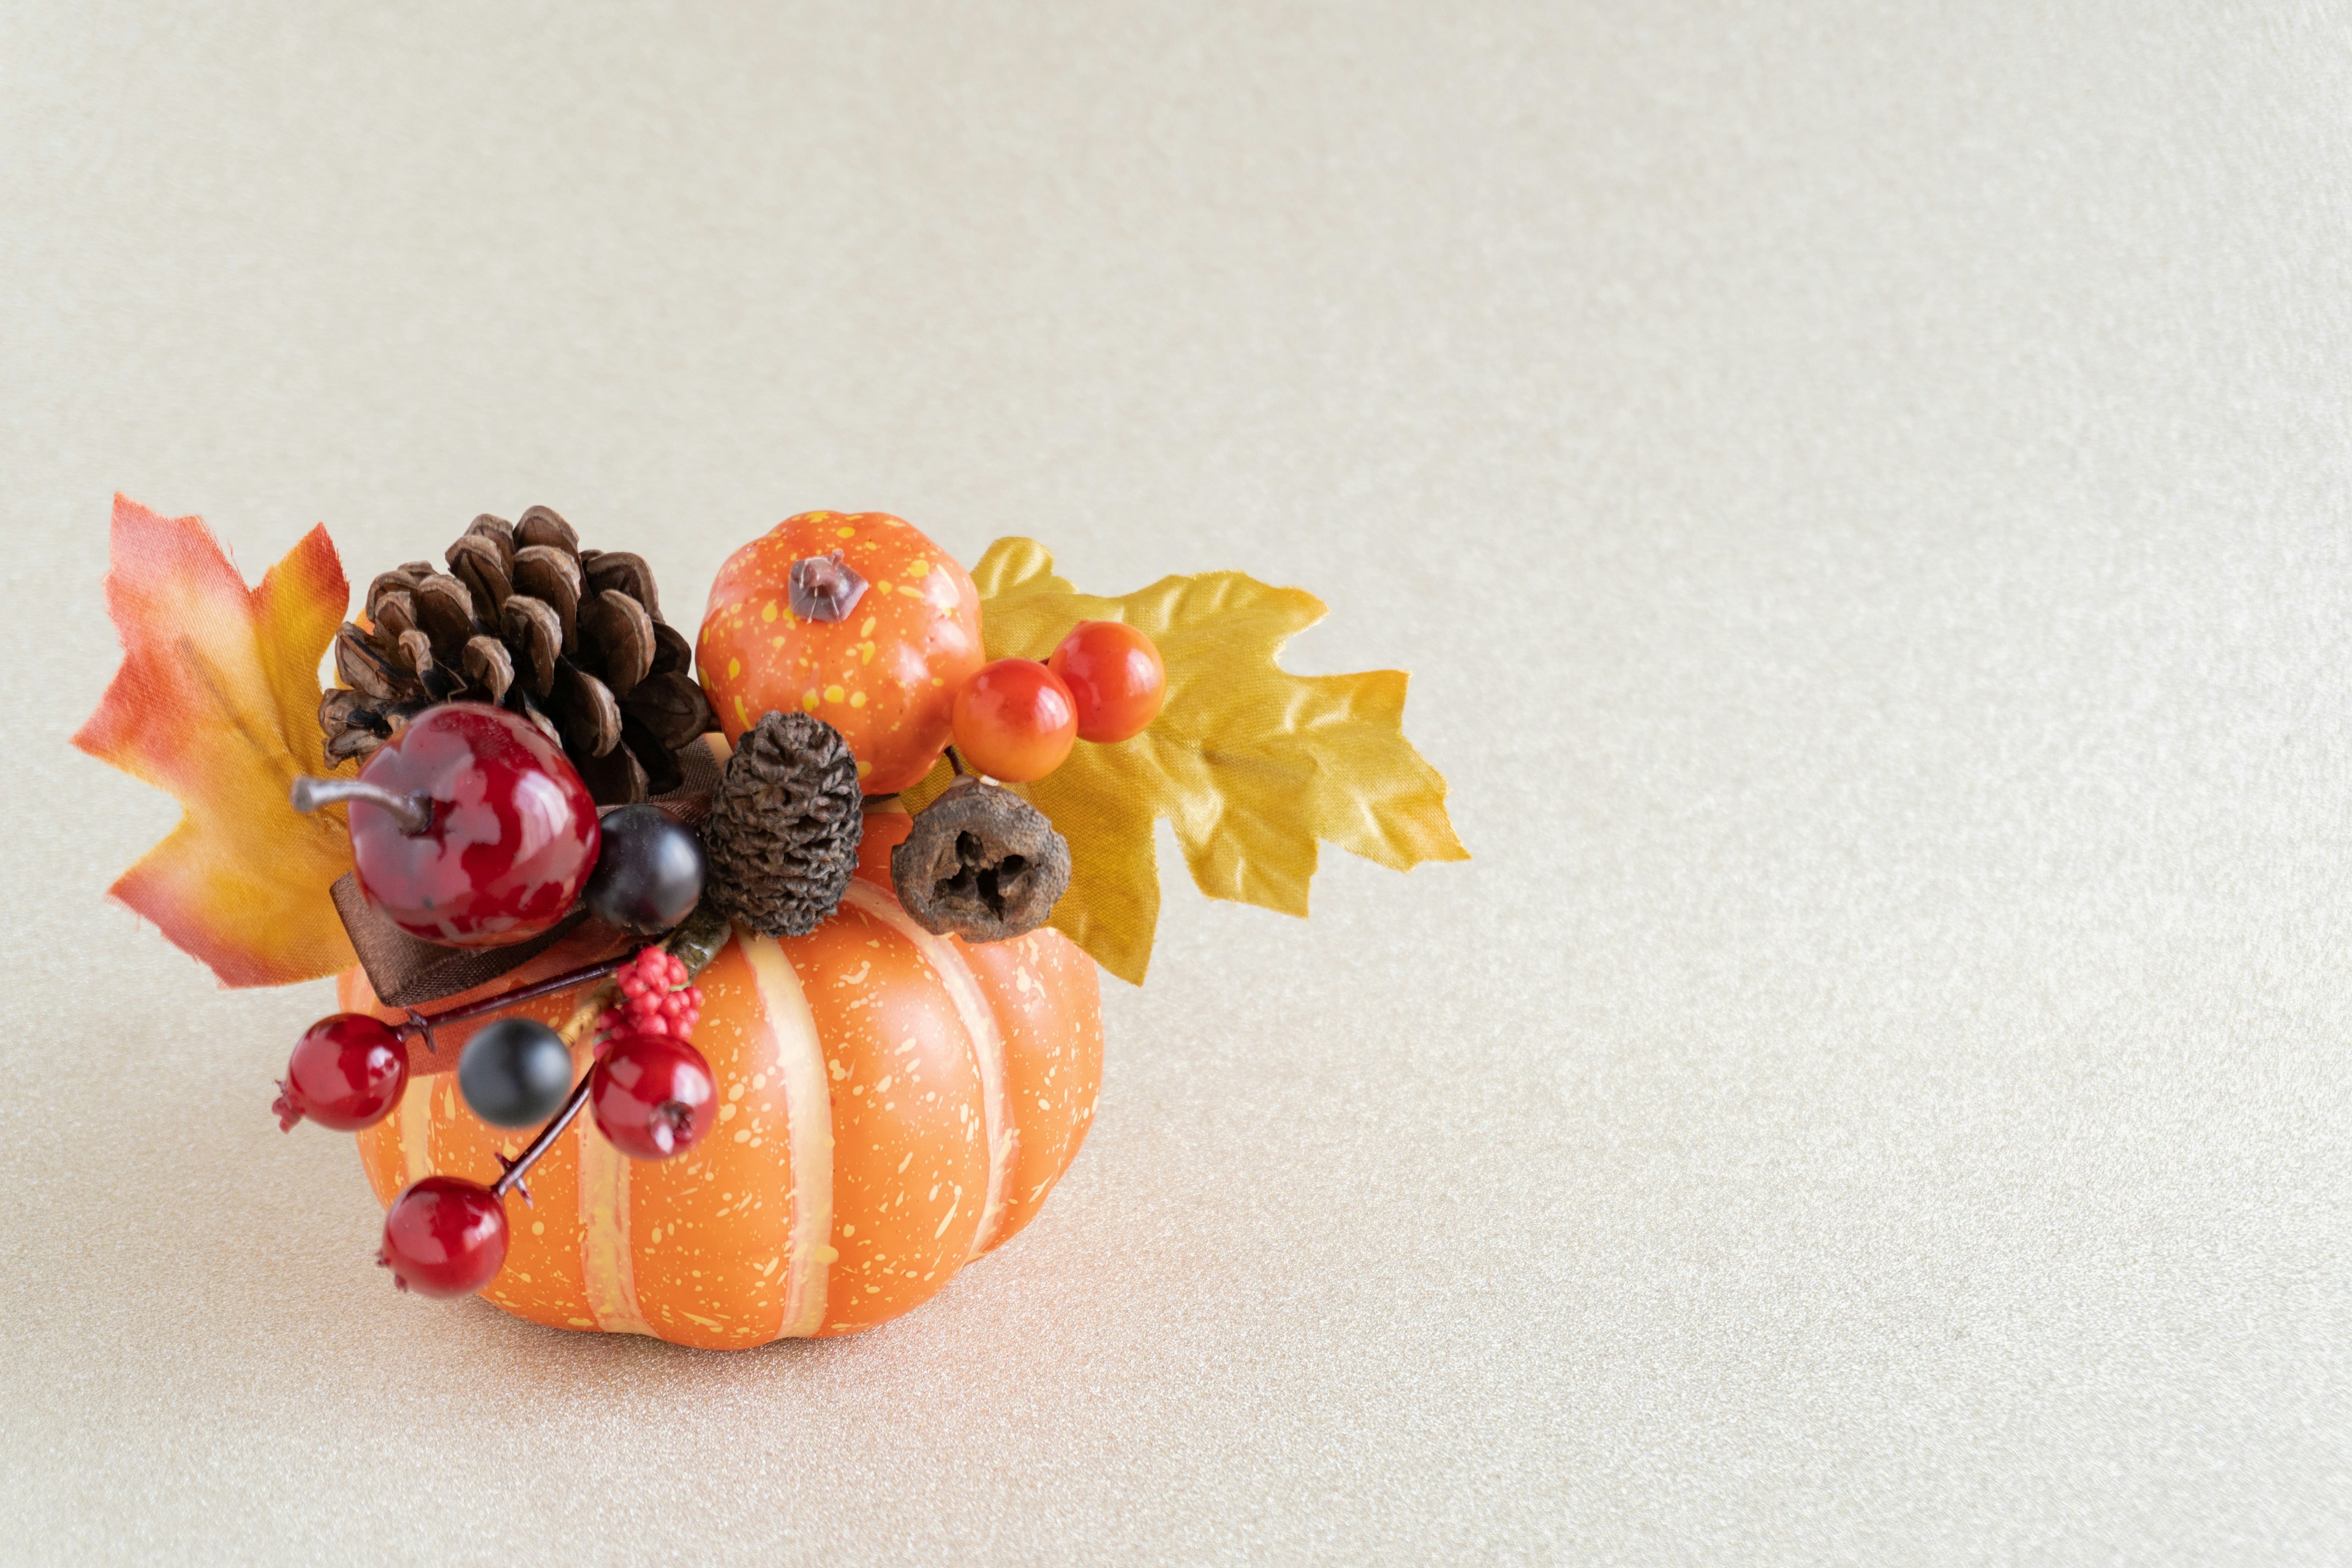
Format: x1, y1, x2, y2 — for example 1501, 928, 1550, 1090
697, 511, 984, 794
339, 810, 1102, 1347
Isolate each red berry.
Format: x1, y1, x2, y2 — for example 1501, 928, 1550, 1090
275, 1014, 408, 1132
334, 704, 601, 950
951, 658, 1079, 782
1047, 620, 1167, 743
379, 1176, 508, 1297
589, 1033, 717, 1160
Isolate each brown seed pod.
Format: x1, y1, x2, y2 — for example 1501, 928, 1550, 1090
890, 777, 1071, 943
702, 710, 864, 937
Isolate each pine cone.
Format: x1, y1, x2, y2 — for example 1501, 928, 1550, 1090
701, 711, 864, 937
320, 507, 717, 804
891, 777, 1071, 943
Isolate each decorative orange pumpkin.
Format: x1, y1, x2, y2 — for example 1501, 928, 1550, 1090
697, 511, 984, 794
337, 809, 1103, 1347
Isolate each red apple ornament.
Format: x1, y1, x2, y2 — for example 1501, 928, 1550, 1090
292, 703, 600, 949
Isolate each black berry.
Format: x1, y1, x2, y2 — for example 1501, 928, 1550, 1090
457, 1017, 575, 1128
584, 804, 707, 934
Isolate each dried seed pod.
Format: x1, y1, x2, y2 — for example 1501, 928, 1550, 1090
554, 663, 623, 758
514, 504, 579, 553
583, 550, 660, 625
579, 588, 654, 697
511, 545, 581, 651
891, 777, 1071, 943
410, 573, 477, 660
445, 533, 513, 616
620, 669, 720, 752
499, 594, 562, 696
701, 710, 863, 937
462, 635, 515, 704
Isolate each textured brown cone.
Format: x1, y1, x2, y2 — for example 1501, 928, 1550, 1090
317, 507, 718, 802
701, 710, 864, 937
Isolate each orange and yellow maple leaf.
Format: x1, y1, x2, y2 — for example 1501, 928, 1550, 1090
911, 538, 1469, 984
73, 496, 358, 987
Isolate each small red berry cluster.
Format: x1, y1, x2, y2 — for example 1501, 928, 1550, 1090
595, 946, 703, 1044
274, 941, 719, 1300
948, 619, 1166, 783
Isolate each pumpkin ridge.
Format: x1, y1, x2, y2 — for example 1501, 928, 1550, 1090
742, 929, 835, 1340
840, 880, 1016, 1258
577, 1105, 653, 1335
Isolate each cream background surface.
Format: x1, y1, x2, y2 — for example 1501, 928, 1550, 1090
4, 4, 2348, 1563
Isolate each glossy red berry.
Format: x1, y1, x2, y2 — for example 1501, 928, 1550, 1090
378, 1175, 509, 1297
275, 1014, 408, 1132
300, 702, 600, 950
596, 946, 702, 1044
589, 1033, 717, 1160
1048, 620, 1167, 743
951, 658, 1078, 782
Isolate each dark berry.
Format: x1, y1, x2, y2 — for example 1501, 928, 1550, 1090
456, 1017, 575, 1128
584, 805, 707, 934
379, 1176, 509, 1297
589, 1033, 716, 1160
276, 1014, 408, 1132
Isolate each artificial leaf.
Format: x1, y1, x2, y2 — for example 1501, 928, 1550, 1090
911, 538, 1468, 984
73, 496, 358, 987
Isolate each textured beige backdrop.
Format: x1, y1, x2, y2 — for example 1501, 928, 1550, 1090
4, 2, 2348, 1564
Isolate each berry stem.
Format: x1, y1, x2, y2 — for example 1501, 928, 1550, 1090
482, 905, 733, 1202
290, 774, 434, 835
491, 1074, 593, 1200
397, 955, 633, 1041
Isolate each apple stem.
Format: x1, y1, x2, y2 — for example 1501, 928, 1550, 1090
290, 774, 434, 835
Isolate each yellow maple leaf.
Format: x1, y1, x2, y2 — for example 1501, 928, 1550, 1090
910, 538, 1468, 984
73, 496, 358, 987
